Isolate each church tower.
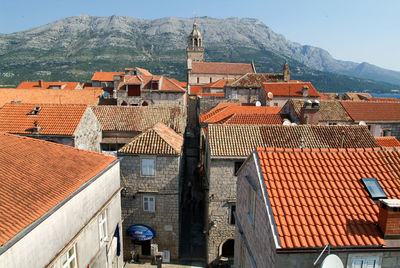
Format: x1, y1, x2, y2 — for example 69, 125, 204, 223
186, 20, 204, 62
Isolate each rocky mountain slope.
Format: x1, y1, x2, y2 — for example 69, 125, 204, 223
0, 15, 399, 91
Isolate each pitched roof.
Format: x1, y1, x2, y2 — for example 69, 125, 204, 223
224, 114, 283, 125
136, 67, 152, 76
119, 75, 186, 92
0, 88, 102, 107
91, 106, 185, 134
17, 81, 81, 90
0, 133, 116, 246
169, 78, 187, 88
200, 103, 281, 124
118, 123, 183, 155
256, 147, 400, 249
340, 101, 400, 121
226, 73, 284, 88
0, 103, 88, 135
207, 124, 379, 157
191, 62, 254, 75
290, 100, 352, 122
375, 136, 400, 147
91, 72, 124, 81
344, 92, 372, 101
263, 81, 321, 98
203, 79, 235, 89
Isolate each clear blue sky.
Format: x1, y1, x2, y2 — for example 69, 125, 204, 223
1, 0, 399, 71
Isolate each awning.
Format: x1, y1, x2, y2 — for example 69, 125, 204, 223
127, 224, 155, 241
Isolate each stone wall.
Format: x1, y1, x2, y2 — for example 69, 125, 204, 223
117, 91, 186, 107
207, 158, 245, 264
119, 155, 181, 261
189, 73, 243, 86
225, 87, 261, 104
74, 108, 102, 152
372, 123, 400, 140
234, 155, 277, 268
199, 96, 237, 114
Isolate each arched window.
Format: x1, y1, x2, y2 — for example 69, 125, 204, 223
221, 239, 234, 258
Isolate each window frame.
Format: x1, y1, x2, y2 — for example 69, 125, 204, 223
232, 90, 238, 99
141, 158, 156, 177
143, 195, 155, 212
234, 161, 244, 176
361, 178, 387, 200
61, 243, 77, 268
99, 209, 108, 245
349, 255, 381, 268
229, 204, 236, 225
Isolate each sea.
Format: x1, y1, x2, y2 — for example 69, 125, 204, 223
370, 93, 400, 100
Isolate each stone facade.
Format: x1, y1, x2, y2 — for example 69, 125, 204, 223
116, 90, 186, 107
224, 87, 261, 104
119, 155, 182, 261
368, 122, 400, 140
74, 108, 102, 151
206, 158, 246, 265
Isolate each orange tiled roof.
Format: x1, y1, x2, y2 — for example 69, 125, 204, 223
0, 103, 88, 135
369, 97, 400, 102
192, 62, 254, 75
119, 75, 186, 92
17, 81, 81, 90
344, 92, 372, 101
136, 67, 152, 76
340, 101, 400, 121
208, 124, 379, 157
263, 81, 321, 98
200, 103, 281, 124
256, 147, 400, 248
0, 88, 102, 107
0, 133, 116, 246
224, 114, 283, 125
226, 73, 284, 88
118, 123, 183, 155
169, 78, 187, 88
203, 79, 235, 89
290, 100, 352, 122
91, 72, 124, 81
91, 106, 185, 134
375, 136, 400, 147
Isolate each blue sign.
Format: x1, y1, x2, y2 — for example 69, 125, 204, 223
127, 224, 155, 241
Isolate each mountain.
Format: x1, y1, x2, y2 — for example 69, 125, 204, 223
0, 15, 399, 92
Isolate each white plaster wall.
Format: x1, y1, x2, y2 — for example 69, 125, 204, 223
0, 162, 122, 268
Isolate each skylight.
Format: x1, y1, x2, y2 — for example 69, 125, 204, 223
361, 178, 387, 199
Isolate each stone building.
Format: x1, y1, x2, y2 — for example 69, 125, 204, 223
202, 124, 378, 266
0, 103, 102, 151
118, 123, 184, 262
91, 105, 186, 152
235, 147, 400, 267
0, 133, 122, 268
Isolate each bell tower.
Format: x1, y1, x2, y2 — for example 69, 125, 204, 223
186, 20, 204, 62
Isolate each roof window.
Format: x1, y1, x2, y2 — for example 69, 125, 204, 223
361, 178, 387, 200
28, 107, 42, 116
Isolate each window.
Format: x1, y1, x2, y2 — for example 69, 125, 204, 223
230, 205, 236, 225
197, 77, 200, 84
350, 256, 380, 268
61, 244, 77, 268
361, 178, 387, 200
141, 158, 155, 176
382, 129, 391, 136
232, 90, 238, 99
274, 102, 278, 107
143, 196, 155, 212
248, 186, 255, 222
234, 161, 244, 176
210, 77, 212, 83
328, 122, 338, 126
99, 210, 108, 244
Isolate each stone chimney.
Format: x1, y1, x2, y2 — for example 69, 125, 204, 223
38, 80, 43, 88
302, 85, 309, 97
32, 121, 41, 135
378, 199, 400, 238
301, 100, 320, 124
113, 75, 121, 91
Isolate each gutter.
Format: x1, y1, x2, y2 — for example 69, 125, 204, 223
0, 159, 120, 255
276, 246, 400, 254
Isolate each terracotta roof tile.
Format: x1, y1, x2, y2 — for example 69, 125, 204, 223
203, 79, 235, 89
223, 114, 283, 125
0, 88, 102, 107
227, 73, 284, 88
0, 133, 116, 246
169, 78, 187, 88
119, 75, 185, 92
91, 72, 124, 81
135, 67, 152, 76
375, 136, 400, 147
0, 103, 88, 135
290, 100, 352, 122
208, 125, 379, 157
263, 81, 321, 98
257, 147, 400, 248
17, 81, 81, 90
118, 123, 183, 155
340, 101, 400, 121
192, 62, 254, 75
91, 106, 185, 134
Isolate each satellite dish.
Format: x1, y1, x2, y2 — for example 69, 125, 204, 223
291, 122, 297, 126
255, 101, 261, 107
283, 119, 291, 126
359, 121, 367, 126
313, 99, 320, 104
321, 254, 344, 268
267, 92, 273, 99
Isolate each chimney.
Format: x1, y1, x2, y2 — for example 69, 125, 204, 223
32, 121, 42, 134
113, 75, 121, 91
38, 80, 43, 88
378, 199, 400, 238
302, 85, 309, 97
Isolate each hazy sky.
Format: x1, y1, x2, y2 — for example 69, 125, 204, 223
1, 0, 399, 71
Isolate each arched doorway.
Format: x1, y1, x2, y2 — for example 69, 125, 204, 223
220, 239, 234, 258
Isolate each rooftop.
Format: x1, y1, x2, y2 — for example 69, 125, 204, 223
256, 147, 400, 248
290, 100, 352, 122
17, 81, 81, 90
91, 72, 125, 82
340, 101, 400, 122
118, 123, 183, 155
207, 124, 379, 157
0, 103, 88, 135
263, 81, 322, 98
0, 133, 116, 246
375, 136, 400, 147
191, 62, 254, 75
226, 73, 284, 88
